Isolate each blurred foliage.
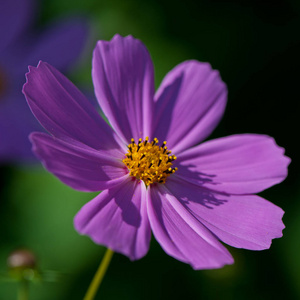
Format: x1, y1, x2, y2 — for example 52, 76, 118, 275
1, 0, 300, 299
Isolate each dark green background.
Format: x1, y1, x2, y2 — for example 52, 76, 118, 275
1, 0, 300, 299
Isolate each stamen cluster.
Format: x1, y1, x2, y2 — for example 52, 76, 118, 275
123, 137, 178, 186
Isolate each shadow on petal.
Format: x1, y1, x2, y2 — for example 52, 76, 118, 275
153, 73, 184, 141
165, 176, 228, 209
113, 182, 142, 227
174, 160, 219, 185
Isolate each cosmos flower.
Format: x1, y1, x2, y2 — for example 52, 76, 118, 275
23, 34, 290, 269
0, 0, 88, 163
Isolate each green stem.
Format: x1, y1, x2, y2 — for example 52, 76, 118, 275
18, 279, 29, 300
83, 248, 114, 300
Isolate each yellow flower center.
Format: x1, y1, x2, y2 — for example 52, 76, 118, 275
123, 137, 178, 186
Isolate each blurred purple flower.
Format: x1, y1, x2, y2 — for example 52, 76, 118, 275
0, 0, 89, 163
23, 35, 290, 269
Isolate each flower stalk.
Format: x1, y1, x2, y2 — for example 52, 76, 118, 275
83, 248, 114, 300
18, 279, 29, 300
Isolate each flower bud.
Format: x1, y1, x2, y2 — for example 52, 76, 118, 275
7, 249, 36, 270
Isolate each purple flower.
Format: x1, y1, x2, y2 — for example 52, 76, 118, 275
0, 0, 88, 163
23, 34, 290, 269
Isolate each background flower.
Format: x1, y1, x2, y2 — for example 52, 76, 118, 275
0, 0, 89, 163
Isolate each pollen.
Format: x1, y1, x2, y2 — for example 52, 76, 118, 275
123, 137, 178, 186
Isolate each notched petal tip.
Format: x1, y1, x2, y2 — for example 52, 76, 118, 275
95, 34, 146, 52
184, 60, 226, 85
191, 256, 234, 271
28, 132, 51, 165
29, 131, 38, 146
257, 205, 285, 251
111, 33, 137, 41
254, 134, 291, 180
268, 135, 291, 183
22, 61, 46, 95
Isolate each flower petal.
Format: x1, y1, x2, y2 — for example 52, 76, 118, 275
23, 61, 124, 151
166, 178, 285, 250
0, 0, 34, 53
74, 179, 151, 260
176, 134, 290, 194
20, 18, 89, 73
92, 34, 155, 144
30, 132, 126, 192
153, 60, 227, 153
147, 184, 233, 269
